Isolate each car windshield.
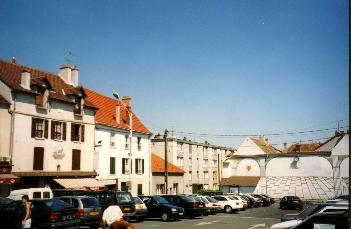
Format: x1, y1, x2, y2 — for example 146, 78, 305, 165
44, 199, 72, 211
206, 197, 218, 203
116, 192, 133, 204
154, 196, 169, 204
298, 205, 320, 217
133, 197, 144, 204
81, 198, 100, 208
288, 196, 300, 201
180, 195, 195, 202
199, 197, 209, 204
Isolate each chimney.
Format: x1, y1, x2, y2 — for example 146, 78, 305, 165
283, 142, 287, 153
122, 96, 132, 111
71, 66, 79, 87
11, 57, 16, 64
58, 64, 72, 85
20, 70, 31, 90
116, 104, 120, 124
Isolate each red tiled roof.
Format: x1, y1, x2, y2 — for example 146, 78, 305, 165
151, 154, 184, 174
287, 143, 321, 153
85, 88, 151, 135
0, 59, 96, 109
251, 138, 282, 154
220, 176, 260, 186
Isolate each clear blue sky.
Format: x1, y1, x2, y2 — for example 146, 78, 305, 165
0, 0, 348, 148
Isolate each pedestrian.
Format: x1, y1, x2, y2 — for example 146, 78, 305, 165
101, 205, 135, 229
21, 195, 31, 228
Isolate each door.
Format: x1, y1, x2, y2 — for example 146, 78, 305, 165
72, 149, 81, 170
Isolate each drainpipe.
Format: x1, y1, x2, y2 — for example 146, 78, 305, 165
9, 92, 16, 168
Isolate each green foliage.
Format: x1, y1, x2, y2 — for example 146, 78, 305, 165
196, 189, 219, 195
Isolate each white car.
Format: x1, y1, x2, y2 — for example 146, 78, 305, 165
212, 195, 243, 213
271, 205, 348, 228
228, 195, 247, 209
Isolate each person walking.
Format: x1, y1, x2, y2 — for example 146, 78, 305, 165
21, 195, 31, 228
101, 205, 135, 229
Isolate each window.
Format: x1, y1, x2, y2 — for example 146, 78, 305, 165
177, 157, 183, 166
213, 171, 218, 180
204, 159, 208, 167
110, 132, 115, 147
156, 184, 165, 194
33, 192, 41, 199
110, 157, 116, 174
71, 123, 84, 142
137, 184, 143, 196
33, 147, 44, 170
125, 135, 129, 149
72, 149, 81, 170
31, 118, 48, 139
189, 171, 192, 180
121, 182, 128, 192
137, 137, 141, 150
213, 160, 217, 167
135, 159, 144, 174
35, 88, 49, 109
122, 158, 130, 174
204, 171, 209, 179
51, 121, 66, 140
74, 96, 84, 116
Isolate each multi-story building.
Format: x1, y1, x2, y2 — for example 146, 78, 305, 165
152, 137, 235, 194
85, 89, 152, 196
0, 58, 98, 195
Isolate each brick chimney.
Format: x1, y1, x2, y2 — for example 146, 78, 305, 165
122, 96, 132, 111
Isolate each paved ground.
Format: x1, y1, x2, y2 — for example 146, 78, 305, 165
128, 204, 302, 229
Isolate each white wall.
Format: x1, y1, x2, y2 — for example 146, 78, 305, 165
332, 135, 349, 156
237, 159, 260, 176
266, 157, 333, 177
340, 158, 349, 177
235, 138, 265, 156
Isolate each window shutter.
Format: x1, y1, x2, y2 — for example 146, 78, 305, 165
71, 124, 74, 141
110, 157, 115, 174
72, 149, 81, 170
135, 159, 138, 174
51, 121, 55, 139
81, 125, 85, 142
122, 159, 125, 174
31, 118, 36, 138
33, 147, 44, 170
62, 122, 66, 140
44, 120, 49, 139
36, 95, 44, 107
142, 159, 144, 174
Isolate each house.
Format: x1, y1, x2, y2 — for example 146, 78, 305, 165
0, 58, 100, 195
151, 153, 184, 195
152, 136, 234, 194
85, 89, 152, 196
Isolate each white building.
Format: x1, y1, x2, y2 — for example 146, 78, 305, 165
85, 89, 152, 196
0, 58, 98, 195
222, 133, 349, 200
152, 137, 234, 194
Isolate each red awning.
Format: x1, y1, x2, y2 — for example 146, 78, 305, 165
53, 178, 105, 190
0, 174, 20, 184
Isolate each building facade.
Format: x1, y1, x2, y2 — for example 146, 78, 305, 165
85, 89, 152, 196
152, 137, 234, 194
0, 59, 98, 195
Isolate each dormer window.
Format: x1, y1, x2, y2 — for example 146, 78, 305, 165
74, 96, 84, 116
31, 79, 51, 110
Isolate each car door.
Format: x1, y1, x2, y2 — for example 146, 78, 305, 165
0, 201, 23, 228
144, 198, 159, 217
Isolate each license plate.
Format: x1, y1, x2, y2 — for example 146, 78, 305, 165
136, 205, 143, 209
199, 205, 203, 208
124, 208, 130, 212
62, 215, 73, 221
90, 211, 99, 216
179, 212, 183, 215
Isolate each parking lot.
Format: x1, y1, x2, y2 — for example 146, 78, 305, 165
124, 204, 301, 229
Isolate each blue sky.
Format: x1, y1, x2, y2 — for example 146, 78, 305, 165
0, 0, 348, 148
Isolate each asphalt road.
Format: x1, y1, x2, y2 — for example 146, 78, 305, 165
128, 204, 301, 229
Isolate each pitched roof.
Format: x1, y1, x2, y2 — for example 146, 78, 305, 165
220, 176, 260, 187
315, 132, 345, 152
251, 138, 281, 154
151, 153, 184, 174
287, 143, 321, 153
0, 59, 96, 109
85, 88, 151, 135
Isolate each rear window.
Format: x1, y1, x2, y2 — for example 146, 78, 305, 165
205, 197, 218, 203
133, 197, 144, 204
44, 199, 72, 211
213, 196, 226, 201
43, 192, 50, 198
81, 198, 100, 208
288, 196, 300, 201
180, 196, 194, 202
33, 192, 41, 199
116, 192, 133, 204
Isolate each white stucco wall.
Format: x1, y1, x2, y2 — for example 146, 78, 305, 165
0, 105, 11, 159
235, 138, 265, 156
332, 135, 349, 156
340, 158, 349, 177
237, 159, 260, 176
266, 157, 333, 177
95, 125, 151, 196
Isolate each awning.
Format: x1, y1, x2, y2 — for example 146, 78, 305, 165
0, 174, 20, 185
53, 178, 105, 190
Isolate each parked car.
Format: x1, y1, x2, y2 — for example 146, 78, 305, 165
334, 195, 348, 200
227, 195, 247, 209
272, 203, 348, 228
260, 194, 275, 204
203, 196, 224, 211
162, 195, 205, 218
251, 194, 271, 206
58, 196, 101, 229
212, 195, 243, 213
291, 211, 349, 229
242, 194, 263, 207
131, 196, 148, 221
0, 199, 80, 228
55, 190, 136, 221
0, 197, 13, 209
280, 196, 303, 210
141, 195, 184, 221
190, 195, 220, 215
8, 188, 53, 201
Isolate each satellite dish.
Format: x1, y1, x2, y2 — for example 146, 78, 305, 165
112, 92, 119, 100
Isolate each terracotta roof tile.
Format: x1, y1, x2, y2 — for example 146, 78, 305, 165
251, 138, 282, 154
151, 153, 184, 174
287, 143, 321, 153
85, 89, 151, 135
0, 59, 96, 109
220, 176, 260, 186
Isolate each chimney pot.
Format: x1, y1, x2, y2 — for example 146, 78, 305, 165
20, 70, 31, 90
58, 64, 72, 85
71, 66, 79, 87
122, 96, 132, 110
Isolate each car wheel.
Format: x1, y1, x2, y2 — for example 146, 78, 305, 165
161, 213, 169, 221
224, 205, 232, 213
